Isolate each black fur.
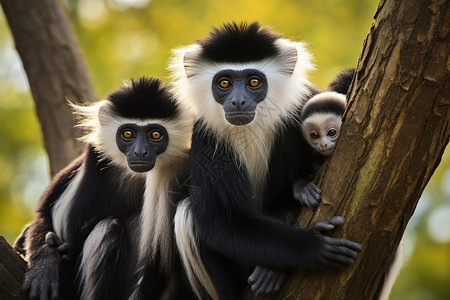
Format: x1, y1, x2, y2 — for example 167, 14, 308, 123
198, 22, 282, 63
108, 77, 179, 120
81, 218, 129, 300
327, 68, 355, 94
188, 116, 361, 299
300, 96, 346, 122
24, 147, 145, 300
21, 77, 193, 300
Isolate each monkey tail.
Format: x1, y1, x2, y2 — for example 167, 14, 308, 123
174, 198, 219, 300
79, 218, 128, 300
373, 241, 404, 300
327, 68, 356, 95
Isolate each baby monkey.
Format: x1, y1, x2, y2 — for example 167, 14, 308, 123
301, 91, 346, 157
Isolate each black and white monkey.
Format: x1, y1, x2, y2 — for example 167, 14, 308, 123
170, 22, 362, 300
19, 77, 193, 300
299, 69, 404, 300
248, 71, 353, 294
300, 91, 346, 156
291, 68, 354, 207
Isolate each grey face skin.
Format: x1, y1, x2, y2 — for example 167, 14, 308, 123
115, 123, 169, 172
211, 69, 268, 126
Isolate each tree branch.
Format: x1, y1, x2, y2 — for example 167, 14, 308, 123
0, 237, 27, 300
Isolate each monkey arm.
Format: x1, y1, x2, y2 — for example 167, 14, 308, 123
22, 155, 83, 300
189, 129, 361, 270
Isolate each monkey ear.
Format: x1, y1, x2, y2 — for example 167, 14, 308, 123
98, 102, 114, 126
183, 44, 203, 78
275, 39, 299, 76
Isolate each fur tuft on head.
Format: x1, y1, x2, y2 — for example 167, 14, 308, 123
70, 77, 193, 177
300, 92, 346, 123
107, 77, 179, 120
198, 22, 282, 63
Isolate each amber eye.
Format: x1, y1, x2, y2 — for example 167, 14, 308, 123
310, 132, 319, 139
248, 78, 260, 88
218, 79, 231, 89
121, 130, 134, 140
150, 130, 163, 141
328, 129, 337, 137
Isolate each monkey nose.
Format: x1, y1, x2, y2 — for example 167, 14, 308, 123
231, 100, 246, 110
134, 150, 148, 159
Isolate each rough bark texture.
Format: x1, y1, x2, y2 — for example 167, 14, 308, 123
275, 0, 449, 299
0, 237, 27, 300
0, 0, 96, 176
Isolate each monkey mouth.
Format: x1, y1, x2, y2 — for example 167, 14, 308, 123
319, 148, 334, 156
128, 161, 156, 173
225, 112, 256, 126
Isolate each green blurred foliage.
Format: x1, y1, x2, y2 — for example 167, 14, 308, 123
0, 0, 448, 299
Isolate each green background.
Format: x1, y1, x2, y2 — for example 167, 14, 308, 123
0, 0, 449, 299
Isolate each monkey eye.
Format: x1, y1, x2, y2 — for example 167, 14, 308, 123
310, 132, 320, 139
121, 129, 134, 140
149, 130, 163, 141
218, 78, 232, 89
248, 77, 261, 88
327, 129, 338, 137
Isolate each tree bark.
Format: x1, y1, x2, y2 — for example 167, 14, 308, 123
276, 0, 449, 299
0, 237, 27, 300
0, 0, 96, 176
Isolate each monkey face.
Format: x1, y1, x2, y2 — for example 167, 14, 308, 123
115, 123, 169, 172
304, 118, 340, 156
211, 69, 268, 126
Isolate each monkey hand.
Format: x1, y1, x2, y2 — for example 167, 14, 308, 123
293, 180, 321, 207
45, 231, 70, 261
13, 223, 32, 256
23, 246, 62, 300
248, 265, 287, 295
312, 216, 345, 233
312, 216, 362, 269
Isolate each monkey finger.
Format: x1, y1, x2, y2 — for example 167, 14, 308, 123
50, 281, 59, 299
60, 254, 70, 261
324, 251, 358, 267
327, 216, 345, 227
45, 232, 61, 247
327, 245, 359, 260
252, 274, 269, 292
310, 182, 321, 194
326, 236, 362, 253
273, 273, 286, 292
251, 268, 271, 292
248, 266, 263, 284
306, 182, 321, 199
262, 271, 285, 294
312, 221, 335, 232
57, 242, 69, 253
302, 190, 316, 206
14, 246, 26, 256
28, 281, 42, 299
257, 272, 275, 294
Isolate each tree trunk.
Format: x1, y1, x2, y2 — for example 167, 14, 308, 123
0, 0, 96, 176
276, 0, 449, 299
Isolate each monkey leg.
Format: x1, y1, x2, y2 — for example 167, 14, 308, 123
79, 218, 129, 300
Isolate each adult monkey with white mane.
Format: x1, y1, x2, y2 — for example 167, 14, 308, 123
19, 78, 194, 300
170, 22, 362, 300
